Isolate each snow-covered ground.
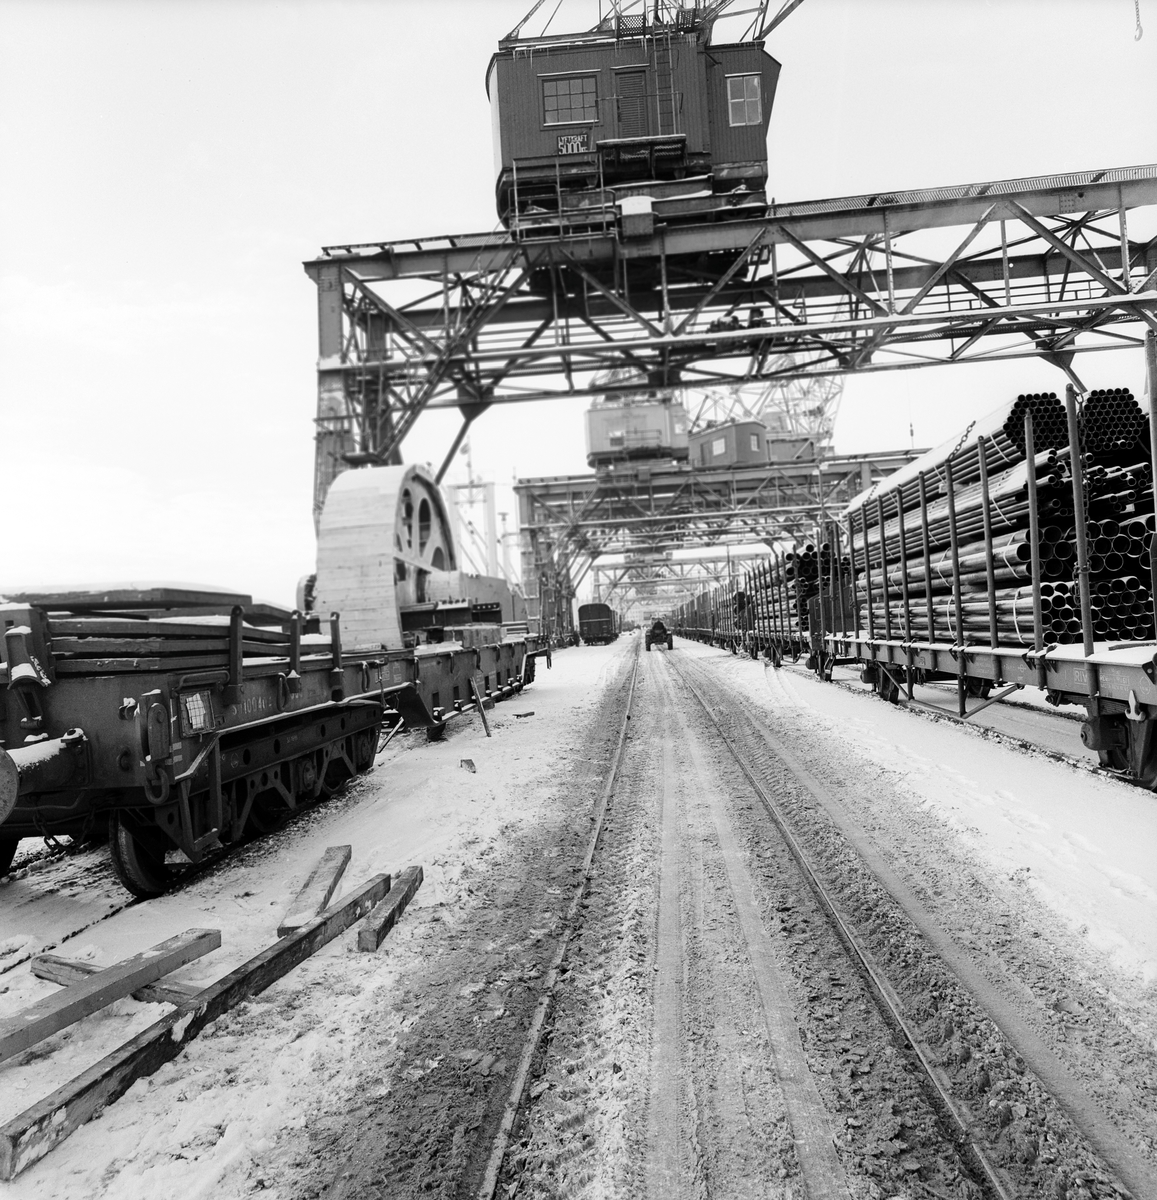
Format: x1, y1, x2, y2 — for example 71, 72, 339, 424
3, 634, 1155, 1197
0, 642, 630, 1198
773, 654, 1157, 989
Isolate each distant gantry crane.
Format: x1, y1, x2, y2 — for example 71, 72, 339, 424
304, 0, 1157, 636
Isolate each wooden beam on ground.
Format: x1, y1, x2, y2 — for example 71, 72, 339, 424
357, 865, 424, 952
29, 956, 200, 1007
470, 670, 492, 737
0, 872, 391, 1180
0, 929, 220, 1066
277, 845, 354, 936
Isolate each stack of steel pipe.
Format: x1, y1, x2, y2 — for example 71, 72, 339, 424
781, 543, 851, 632
856, 450, 1073, 572
1083, 387, 1148, 463
866, 582, 1083, 644
844, 385, 1157, 648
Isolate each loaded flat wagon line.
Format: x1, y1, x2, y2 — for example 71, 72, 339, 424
0, 584, 544, 896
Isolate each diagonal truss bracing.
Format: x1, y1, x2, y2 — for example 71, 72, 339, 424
514, 450, 917, 634
306, 164, 1157, 520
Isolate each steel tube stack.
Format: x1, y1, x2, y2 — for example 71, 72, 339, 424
844, 387, 1155, 649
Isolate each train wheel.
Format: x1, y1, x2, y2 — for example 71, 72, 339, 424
354, 728, 378, 772
878, 671, 901, 705
0, 837, 18, 877
109, 813, 172, 899
245, 791, 287, 836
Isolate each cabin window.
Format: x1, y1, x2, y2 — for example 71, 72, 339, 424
727, 74, 762, 126
750, 434, 760, 452
712, 437, 726, 457
543, 75, 598, 125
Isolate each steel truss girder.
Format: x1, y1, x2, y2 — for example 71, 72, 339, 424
592, 549, 769, 613
515, 450, 916, 607
307, 164, 1157, 509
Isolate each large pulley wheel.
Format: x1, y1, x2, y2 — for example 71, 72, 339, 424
109, 813, 172, 899
312, 465, 458, 650
0, 838, 19, 877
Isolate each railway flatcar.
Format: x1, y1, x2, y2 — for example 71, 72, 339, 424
0, 466, 551, 896
578, 602, 619, 644
488, 5, 780, 235
713, 380, 1157, 790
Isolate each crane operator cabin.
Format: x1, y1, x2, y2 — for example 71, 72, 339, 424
487, 7, 780, 234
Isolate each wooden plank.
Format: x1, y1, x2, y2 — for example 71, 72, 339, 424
0, 873, 391, 1180
470, 671, 493, 737
357, 865, 424, 952
0, 929, 220, 1065
277, 845, 355, 936
29, 956, 200, 1007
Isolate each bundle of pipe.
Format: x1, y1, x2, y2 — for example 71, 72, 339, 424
854, 450, 1073, 573
866, 582, 1082, 645
848, 383, 1157, 647
1083, 388, 1147, 463
1085, 515, 1155, 578
876, 525, 1075, 596
779, 543, 850, 632
846, 393, 1070, 524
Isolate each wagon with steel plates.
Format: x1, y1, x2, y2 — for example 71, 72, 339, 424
0, 584, 542, 896
578, 602, 619, 645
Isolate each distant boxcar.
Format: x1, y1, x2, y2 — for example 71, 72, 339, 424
690, 419, 769, 468
487, 10, 780, 231
586, 398, 690, 467
578, 602, 619, 645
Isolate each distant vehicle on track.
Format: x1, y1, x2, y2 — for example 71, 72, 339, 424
645, 619, 674, 651
578, 602, 619, 645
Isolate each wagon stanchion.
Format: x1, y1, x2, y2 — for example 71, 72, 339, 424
846, 515, 861, 640
918, 472, 936, 642
944, 459, 967, 717
1147, 331, 1157, 638
778, 550, 792, 656
815, 523, 828, 677
1065, 384, 1098, 710
1023, 408, 1047, 690
877, 495, 894, 643
894, 491, 915, 700
833, 520, 847, 659
860, 510, 876, 646
978, 436, 1001, 673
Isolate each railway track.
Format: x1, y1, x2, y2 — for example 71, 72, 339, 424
483, 641, 1154, 1200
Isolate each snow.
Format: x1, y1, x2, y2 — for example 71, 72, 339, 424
682, 638, 1157, 991
3, 636, 1155, 1195
0, 643, 627, 1197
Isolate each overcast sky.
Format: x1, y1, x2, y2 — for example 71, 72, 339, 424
2, 0, 1155, 605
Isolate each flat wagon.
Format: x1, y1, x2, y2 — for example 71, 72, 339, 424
0, 585, 545, 895
677, 371, 1157, 790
